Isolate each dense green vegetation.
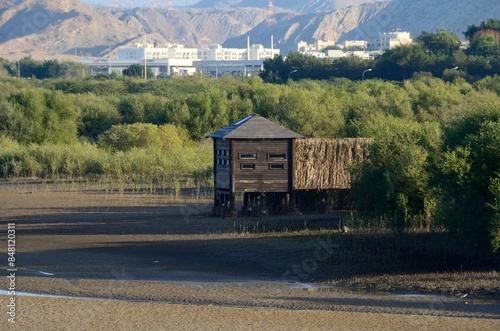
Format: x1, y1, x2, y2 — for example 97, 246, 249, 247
1, 74, 499, 254
262, 19, 500, 83
0, 20, 499, 256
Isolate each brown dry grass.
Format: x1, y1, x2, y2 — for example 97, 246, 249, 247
294, 138, 370, 190
334, 271, 500, 298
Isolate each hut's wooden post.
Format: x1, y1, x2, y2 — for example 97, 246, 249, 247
215, 193, 223, 216
229, 193, 235, 209
259, 192, 267, 216
245, 192, 255, 216
212, 139, 218, 216
279, 193, 285, 214
243, 192, 249, 215
290, 191, 296, 209
286, 191, 301, 215
320, 190, 333, 214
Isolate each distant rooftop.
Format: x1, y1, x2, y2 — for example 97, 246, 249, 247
206, 114, 304, 139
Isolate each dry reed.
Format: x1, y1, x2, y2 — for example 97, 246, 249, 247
294, 138, 370, 190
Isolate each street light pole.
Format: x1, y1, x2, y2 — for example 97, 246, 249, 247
143, 34, 148, 80
288, 69, 298, 81
362, 68, 372, 80
108, 44, 111, 75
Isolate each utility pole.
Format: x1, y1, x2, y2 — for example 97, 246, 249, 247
108, 44, 111, 75
144, 35, 147, 80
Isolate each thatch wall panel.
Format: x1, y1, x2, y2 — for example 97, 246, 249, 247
294, 138, 370, 190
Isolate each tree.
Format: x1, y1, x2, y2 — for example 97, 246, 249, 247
261, 55, 286, 83
122, 64, 154, 78
465, 18, 500, 40
18, 57, 42, 78
77, 94, 121, 140
15, 58, 68, 79
0, 58, 17, 77
351, 115, 442, 231
331, 55, 373, 81
344, 45, 365, 52
437, 102, 500, 252
39, 60, 67, 79
375, 44, 436, 81
467, 35, 500, 57
0, 89, 79, 144
98, 123, 192, 152
465, 18, 500, 59
261, 53, 333, 82
465, 55, 493, 78
416, 30, 461, 56
323, 45, 342, 51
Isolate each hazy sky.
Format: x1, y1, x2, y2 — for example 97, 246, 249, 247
81, 0, 200, 6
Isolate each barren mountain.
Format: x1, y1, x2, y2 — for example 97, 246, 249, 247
192, 0, 385, 13
0, 0, 497, 61
224, 2, 390, 54
2, 0, 384, 60
343, 0, 500, 41
0, 0, 272, 59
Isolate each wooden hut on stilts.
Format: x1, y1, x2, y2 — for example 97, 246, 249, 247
206, 114, 370, 216
206, 114, 303, 216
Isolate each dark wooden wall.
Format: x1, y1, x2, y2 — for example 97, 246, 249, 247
214, 139, 230, 190
232, 139, 290, 192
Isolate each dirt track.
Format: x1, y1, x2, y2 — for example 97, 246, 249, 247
1, 181, 499, 330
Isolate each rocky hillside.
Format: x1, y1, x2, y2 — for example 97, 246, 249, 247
192, 0, 338, 12
0, 0, 272, 59
1, 0, 498, 60
343, 0, 500, 41
0, 0, 386, 59
224, 2, 390, 53
192, 0, 385, 13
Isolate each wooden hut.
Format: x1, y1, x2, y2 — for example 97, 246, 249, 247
207, 115, 370, 216
206, 114, 304, 216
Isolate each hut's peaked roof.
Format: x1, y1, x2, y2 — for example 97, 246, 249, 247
206, 114, 304, 139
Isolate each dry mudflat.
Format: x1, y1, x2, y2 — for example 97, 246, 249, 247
1, 181, 499, 330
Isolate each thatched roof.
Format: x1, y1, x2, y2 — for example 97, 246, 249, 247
206, 114, 304, 140
294, 138, 371, 190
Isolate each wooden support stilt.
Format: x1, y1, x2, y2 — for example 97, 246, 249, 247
243, 192, 249, 215
319, 190, 333, 214
290, 191, 296, 209
286, 191, 301, 216
259, 192, 267, 216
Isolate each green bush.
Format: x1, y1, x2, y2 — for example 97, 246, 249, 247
97, 123, 193, 152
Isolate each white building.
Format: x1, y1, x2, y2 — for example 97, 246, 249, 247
117, 43, 279, 61
367, 31, 412, 51
342, 40, 367, 49
83, 39, 279, 78
326, 50, 375, 60
297, 40, 337, 53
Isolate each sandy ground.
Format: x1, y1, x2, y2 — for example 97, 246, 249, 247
1, 181, 499, 330
9, 296, 500, 331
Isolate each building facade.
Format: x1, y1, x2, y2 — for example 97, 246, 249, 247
367, 31, 412, 51
117, 43, 279, 61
